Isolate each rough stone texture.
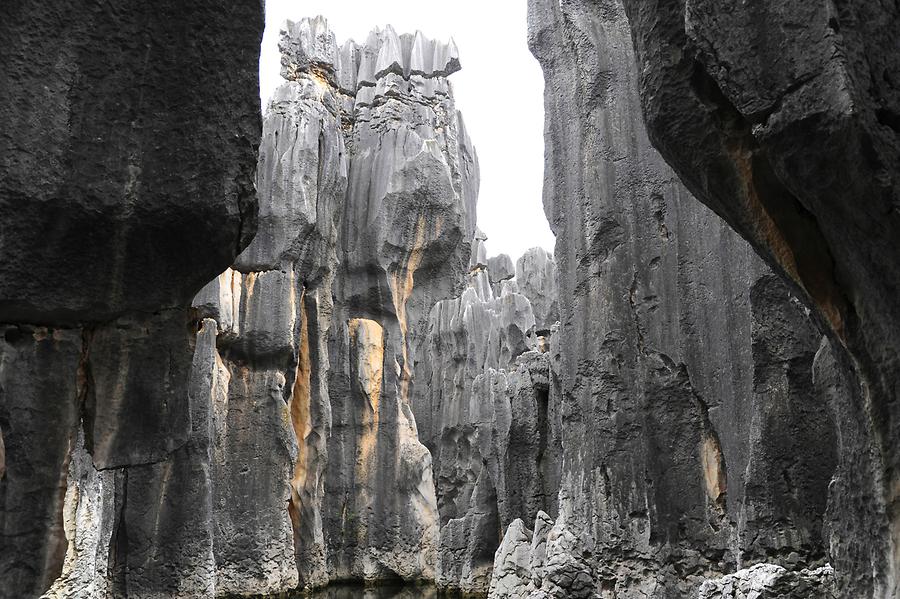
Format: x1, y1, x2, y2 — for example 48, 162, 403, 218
487, 254, 516, 290
0, 2, 261, 323
0, 327, 82, 598
487, 518, 534, 599
45, 16, 478, 598
618, 2, 900, 595
523, 0, 836, 596
300, 17, 477, 588
0, 3, 263, 598
38, 319, 224, 599
45, 15, 475, 596
412, 251, 562, 595
697, 563, 836, 599
301, 585, 442, 599
515, 248, 559, 333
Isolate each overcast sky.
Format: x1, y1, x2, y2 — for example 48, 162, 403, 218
260, 0, 555, 261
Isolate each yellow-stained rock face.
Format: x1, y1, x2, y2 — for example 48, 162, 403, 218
730, 144, 846, 340
349, 318, 385, 412
701, 435, 727, 508
349, 318, 385, 487
289, 292, 313, 533
388, 212, 427, 406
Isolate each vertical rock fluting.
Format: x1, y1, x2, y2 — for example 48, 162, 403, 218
412, 244, 562, 595
0, 3, 263, 598
35, 15, 475, 596
322, 20, 477, 585
35, 15, 478, 597
617, 2, 900, 595
497, 0, 839, 596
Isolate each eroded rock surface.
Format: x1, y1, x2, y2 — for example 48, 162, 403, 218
696, 563, 836, 599
618, 2, 900, 595
412, 244, 562, 595
519, 0, 836, 596
0, 3, 263, 598
41, 16, 478, 597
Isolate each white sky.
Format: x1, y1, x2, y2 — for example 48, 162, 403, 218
260, 0, 555, 261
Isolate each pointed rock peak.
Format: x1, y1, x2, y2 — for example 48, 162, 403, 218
279, 16, 340, 82
356, 28, 385, 87
335, 39, 360, 94
432, 37, 461, 77
375, 25, 404, 79
409, 30, 432, 75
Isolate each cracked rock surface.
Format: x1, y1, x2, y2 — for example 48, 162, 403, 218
27, 15, 477, 598
0, 2, 263, 598
617, 2, 900, 595
516, 0, 838, 596
412, 244, 562, 594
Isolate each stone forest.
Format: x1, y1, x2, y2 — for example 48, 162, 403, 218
1, 2, 899, 598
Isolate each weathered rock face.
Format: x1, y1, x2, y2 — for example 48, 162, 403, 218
318, 20, 476, 587
411, 245, 562, 595
617, 2, 900, 595
520, 0, 837, 596
0, 2, 261, 323
696, 563, 836, 599
0, 4, 263, 598
32, 15, 477, 597
187, 17, 478, 595
515, 248, 559, 333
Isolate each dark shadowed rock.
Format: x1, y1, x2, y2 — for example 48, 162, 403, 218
517, 0, 836, 596
0, 1, 262, 323
43, 16, 478, 597
0, 327, 81, 598
0, 3, 264, 597
618, 2, 900, 594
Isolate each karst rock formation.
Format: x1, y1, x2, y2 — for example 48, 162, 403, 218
0, 2, 263, 598
1, 3, 898, 599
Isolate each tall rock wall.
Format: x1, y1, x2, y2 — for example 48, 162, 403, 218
318, 19, 477, 587
497, 0, 839, 597
0, 3, 263, 598
38, 16, 479, 598
613, 1, 898, 596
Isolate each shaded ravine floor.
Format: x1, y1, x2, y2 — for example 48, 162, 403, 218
223, 583, 485, 599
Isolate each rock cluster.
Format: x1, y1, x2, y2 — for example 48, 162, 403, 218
3, 4, 897, 599
33, 15, 478, 597
412, 242, 561, 594
696, 563, 836, 599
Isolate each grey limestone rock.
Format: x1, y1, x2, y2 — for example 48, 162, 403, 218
45, 16, 478, 597
487, 254, 516, 287
618, 2, 900, 595
0, 1, 261, 324
696, 563, 836, 599
313, 15, 476, 588
488, 518, 534, 599
521, 0, 836, 596
515, 248, 559, 333
0, 3, 264, 598
0, 326, 82, 598
412, 245, 562, 595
